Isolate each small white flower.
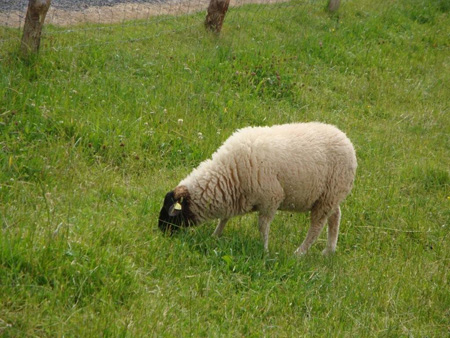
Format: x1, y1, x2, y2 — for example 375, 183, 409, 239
198, 132, 204, 140
178, 119, 184, 125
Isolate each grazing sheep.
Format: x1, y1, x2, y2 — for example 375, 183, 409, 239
158, 122, 357, 255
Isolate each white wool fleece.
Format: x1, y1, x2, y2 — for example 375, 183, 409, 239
178, 122, 357, 254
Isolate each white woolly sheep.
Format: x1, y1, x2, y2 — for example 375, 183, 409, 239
158, 122, 357, 255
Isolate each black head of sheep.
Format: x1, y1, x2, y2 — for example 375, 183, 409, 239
158, 187, 195, 234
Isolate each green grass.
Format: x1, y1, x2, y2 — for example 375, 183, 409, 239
1, 0, 449, 335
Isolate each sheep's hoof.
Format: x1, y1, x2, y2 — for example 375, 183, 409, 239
322, 248, 336, 256
294, 248, 307, 257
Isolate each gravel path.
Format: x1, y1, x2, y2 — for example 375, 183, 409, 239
0, 0, 286, 27
0, 0, 198, 27
0, 0, 165, 12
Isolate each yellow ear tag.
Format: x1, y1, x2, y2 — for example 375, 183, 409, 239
174, 202, 182, 211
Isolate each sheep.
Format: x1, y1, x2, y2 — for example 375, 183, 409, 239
158, 122, 357, 255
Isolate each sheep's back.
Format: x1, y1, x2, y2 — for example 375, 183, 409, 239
216, 123, 356, 211
180, 122, 356, 217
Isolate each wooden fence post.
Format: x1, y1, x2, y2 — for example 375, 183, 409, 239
205, 0, 231, 33
20, 0, 52, 57
327, 0, 341, 12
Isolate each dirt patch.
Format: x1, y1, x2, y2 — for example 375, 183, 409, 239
0, 0, 288, 28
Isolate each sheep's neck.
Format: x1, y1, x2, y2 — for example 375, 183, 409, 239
190, 166, 246, 222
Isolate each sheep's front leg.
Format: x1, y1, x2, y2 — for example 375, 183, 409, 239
212, 218, 228, 237
258, 210, 276, 252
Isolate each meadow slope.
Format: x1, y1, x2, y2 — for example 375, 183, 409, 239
0, 0, 449, 335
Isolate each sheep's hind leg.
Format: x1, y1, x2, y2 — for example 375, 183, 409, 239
294, 205, 329, 256
212, 218, 228, 237
322, 206, 341, 255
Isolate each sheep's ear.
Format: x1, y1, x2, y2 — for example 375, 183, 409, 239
168, 201, 182, 217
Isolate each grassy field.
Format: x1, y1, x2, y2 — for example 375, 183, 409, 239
1, 0, 449, 335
